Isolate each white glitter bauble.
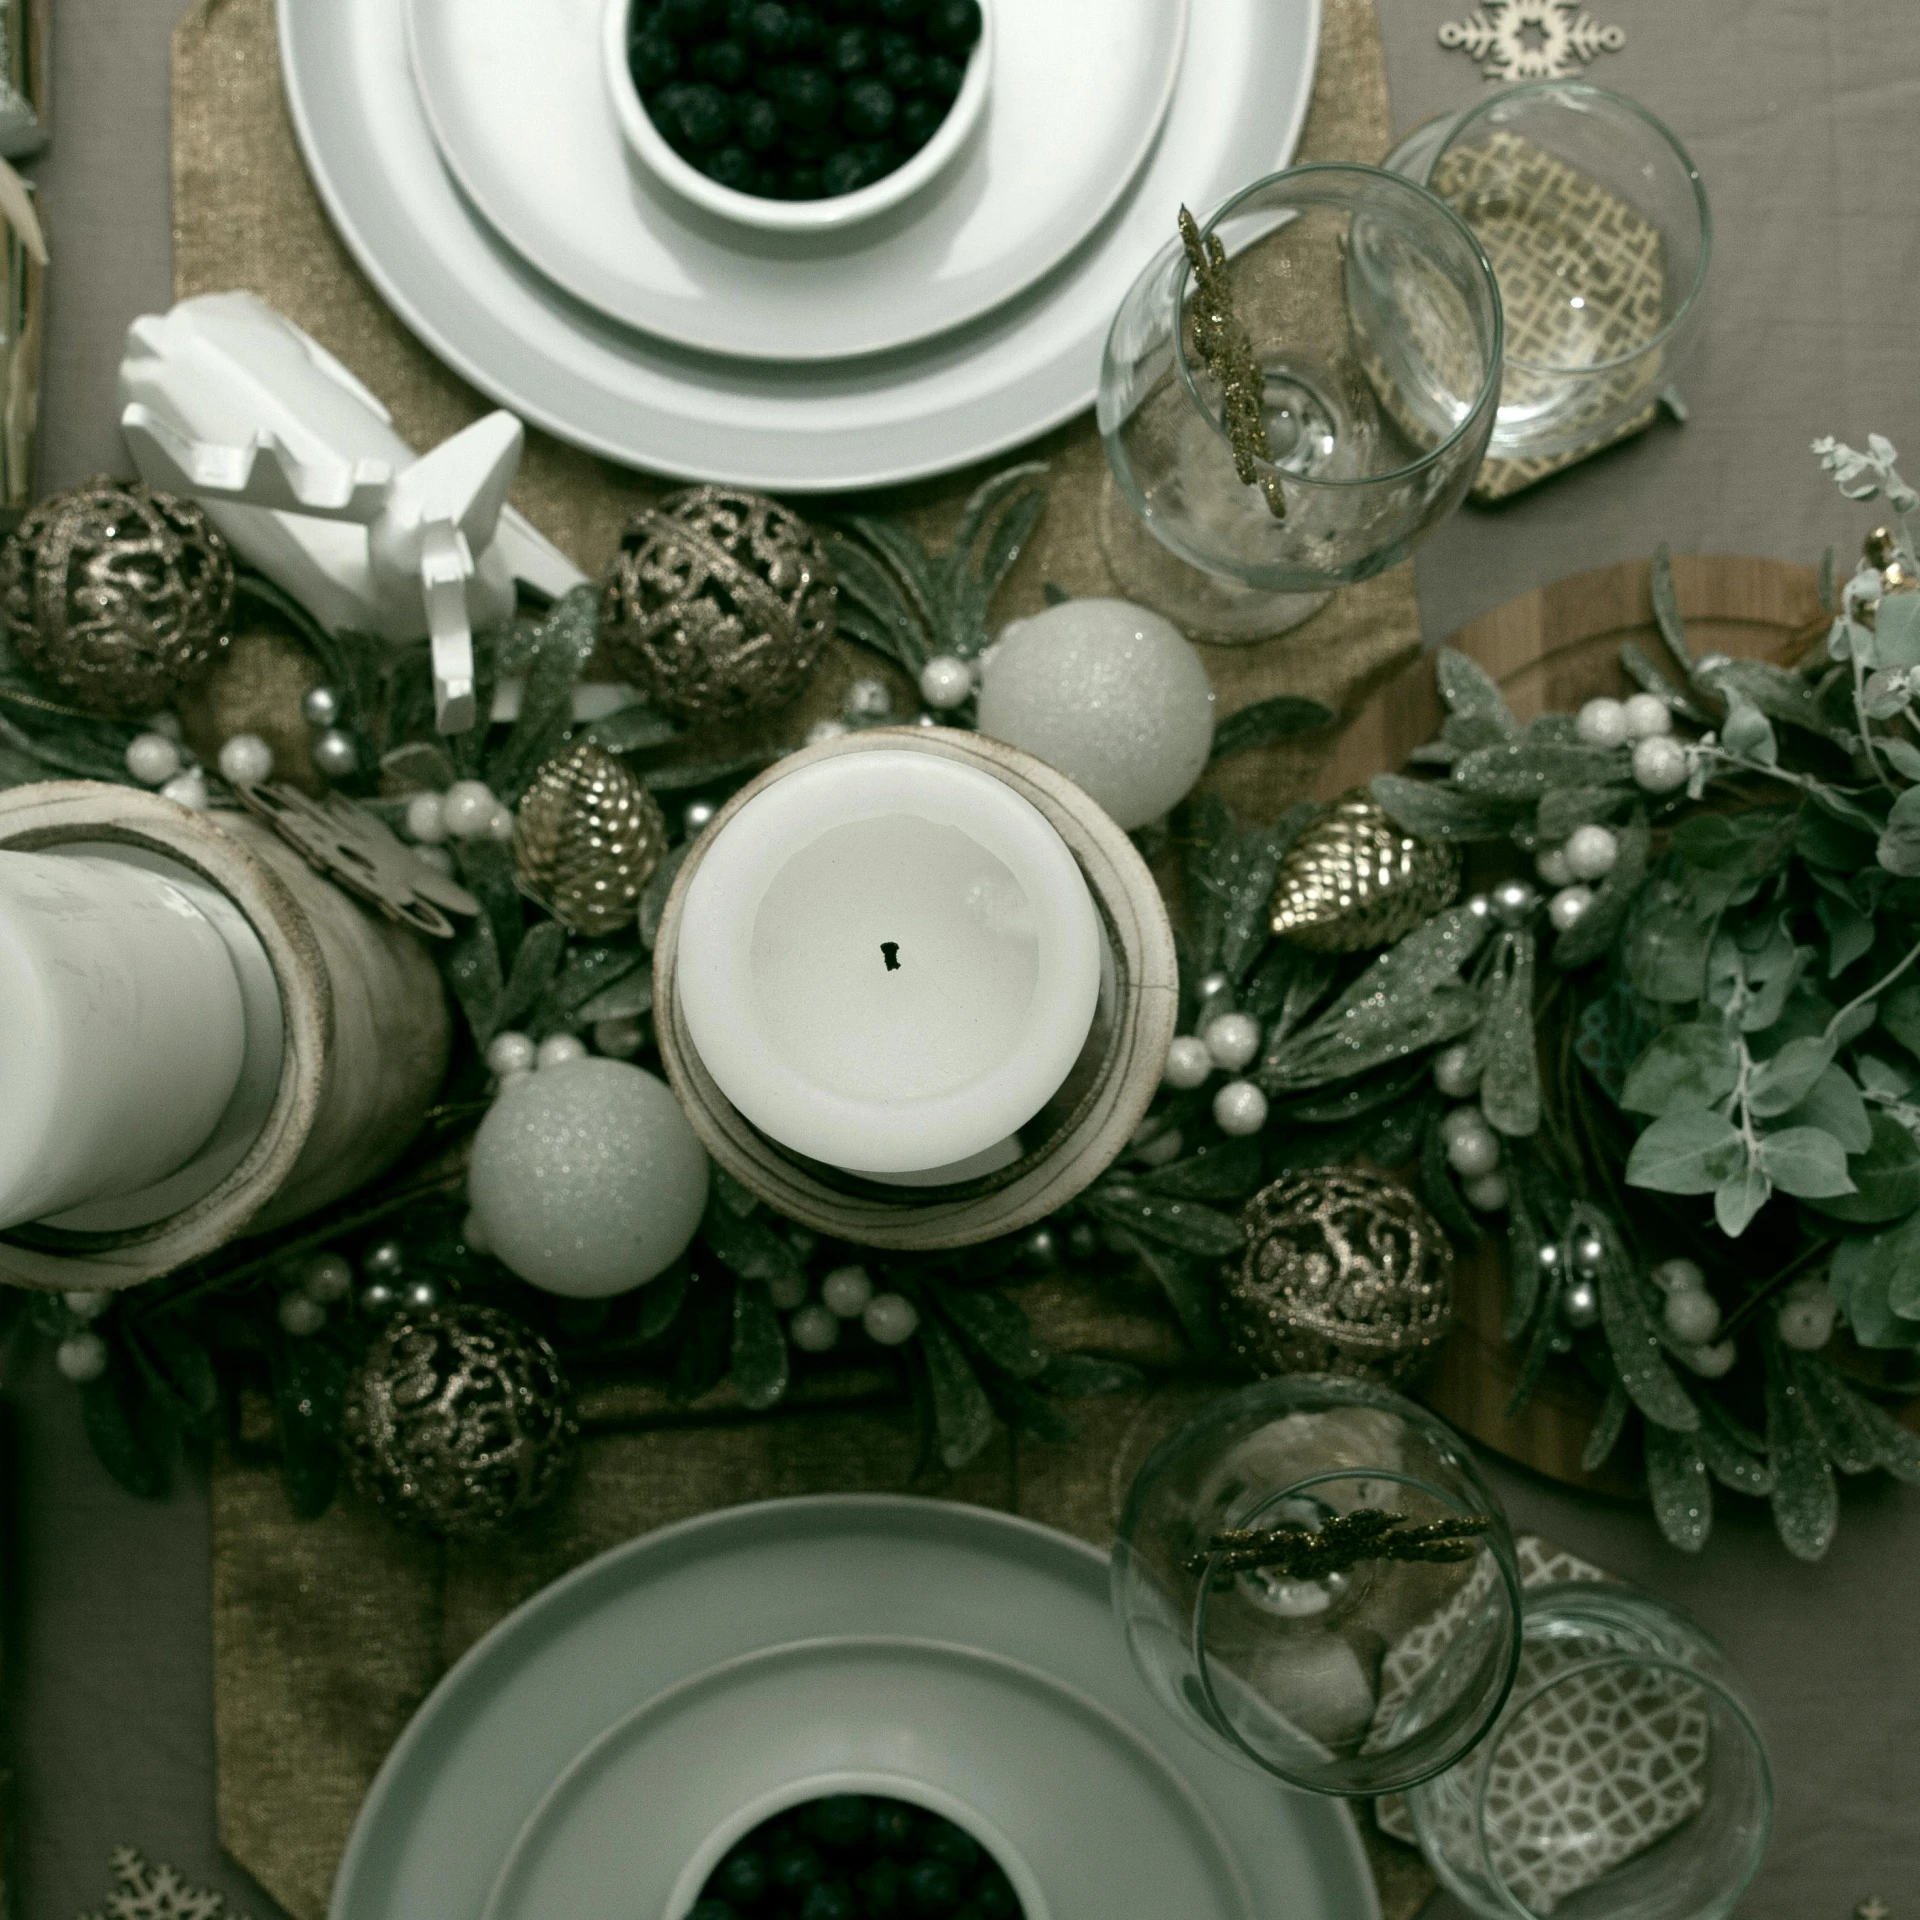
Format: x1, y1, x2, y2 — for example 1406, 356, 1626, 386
1632, 735, 1688, 793
1664, 1287, 1721, 1345
278, 1293, 326, 1336
1213, 1079, 1268, 1136
406, 792, 449, 844
918, 655, 974, 710
125, 731, 182, 786
1163, 1036, 1213, 1090
1563, 824, 1619, 881
1535, 847, 1574, 889
1620, 693, 1673, 740
790, 1303, 841, 1352
302, 685, 342, 728
974, 599, 1215, 830
1445, 1125, 1501, 1179
1203, 1012, 1261, 1073
822, 1265, 875, 1318
56, 1332, 109, 1382
1432, 1044, 1481, 1099
1574, 697, 1628, 748
535, 1033, 588, 1070
442, 779, 499, 839
1654, 1256, 1706, 1294
160, 769, 208, 811
863, 1292, 920, 1345
468, 1059, 709, 1297
1439, 1106, 1490, 1151
1548, 884, 1595, 932
1463, 1171, 1509, 1212
218, 732, 274, 784
1684, 1338, 1737, 1378
486, 1030, 538, 1077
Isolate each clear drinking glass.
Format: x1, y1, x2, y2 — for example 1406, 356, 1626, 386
1111, 1375, 1523, 1797
1097, 163, 1503, 642
1384, 82, 1710, 464
1405, 1582, 1772, 1920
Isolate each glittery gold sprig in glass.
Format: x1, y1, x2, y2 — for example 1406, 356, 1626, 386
1098, 165, 1503, 642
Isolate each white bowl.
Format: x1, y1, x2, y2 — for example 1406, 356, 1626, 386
602, 0, 992, 237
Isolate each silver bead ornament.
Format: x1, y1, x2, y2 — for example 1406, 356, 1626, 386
1683, 1338, 1737, 1378
301, 685, 343, 728
536, 1033, 588, 1069
126, 732, 183, 786
1445, 1125, 1501, 1180
1535, 846, 1574, 888
359, 1279, 403, 1319
400, 1276, 443, 1315
1664, 1287, 1721, 1345
1563, 1277, 1601, 1328
442, 780, 499, 840
684, 798, 717, 834
918, 655, 974, 710
303, 1253, 354, 1303
1777, 1294, 1836, 1350
217, 733, 274, 785
63, 1289, 111, 1320
1439, 1105, 1490, 1151
407, 792, 449, 844
487, 1031, 538, 1076
1653, 1256, 1705, 1294
1020, 1226, 1060, 1271
365, 1239, 406, 1278
312, 728, 359, 778
1490, 878, 1537, 928
1463, 1171, 1509, 1212
1548, 885, 1595, 932
1570, 1230, 1605, 1275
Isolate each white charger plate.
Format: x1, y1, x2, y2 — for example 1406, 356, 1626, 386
327, 1497, 1378, 1920
278, 0, 1321, 490
405, 0, 1189, 363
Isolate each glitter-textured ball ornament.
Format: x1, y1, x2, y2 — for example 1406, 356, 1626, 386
822, 1265, 874, 1318
0, 481, 234, 715
1223, 1169, 1454, 1385
602, 488, 836, 722
974, 599, 1215, 830
1574, 697, 1627, 748
863, 1293, 920, 1345
1203, 1012, 1261, 1072
1564, 824, 1619, 880
342, 1305, 578, 1541
514, 739, 670, 937
790, 1304, 841, 1353
468, 1059, 709, 1297
1213, 1079, 1269, 1136
1163, 1036, 1212, 1089
218, 732, 274, 785
918, 655, 973, 710
1632, 735, 1688, 793
56, 1332, 109, 1382
1269, 792, 1462, 953
1620, 693, 1673, 740
125, 732, 182, 786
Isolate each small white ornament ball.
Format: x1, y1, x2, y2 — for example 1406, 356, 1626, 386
1203, 1012, 1262, 1073
1432, 1044, 1481, 1099
768, 1266, 810, 1311
468, 1059, 709, 1297
487, 804, 517, 844
1632, 735, 1688, 794
302, 685, 343, 728
364, 1239, 405, 1278
684, 799, 717, 835
1440, 1105, 1491, 1151
1664, 1287, 1722, 1345
1654, 1257, 1706, 1294
406, 792, 449, 844
125, 731, 182, 786
1563, 1278, 1601, 1328
56, 1332, 109, 1382
1570, 1230, 1606, 1276
1548, 885, 1595, 932
312, 729, 359, 779
974, 599, 1215, 830
846, 675, 893, 718
302, 1253, 354, 1304
806, 718, 849, 745
1778, 1290, 1836, 1351
1464, 1170, 1509, 1212
62, 1289, 110, 1320
1535, 847, 1574, 889
790, 1303, 841, 1352
918, 655, 974, 710
822, 1265, 875, 1318
1213, 1080, 1269, 1137
417, 845, 455, 876
218, 732, 274, 784
1621, 693, 1674, 740
863, 1292, 920, 1345
1163, 1036, 1213, 1090
593, 1016, 647, 1058
1564, 825, 1619, 882
461, 1208, 493, 1255
160, 769, 209, 811
443, 780, 499, 840
278, 1293, 326, 1336
1684, 1339, 1737, 1378
536, 1033, 589, 1070
486, 1031, 538, 1077
1575, 697, 1628, 748
1445, 1123, 1501, 1179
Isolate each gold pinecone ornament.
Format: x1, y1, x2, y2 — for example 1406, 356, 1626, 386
1, 479, 235, 715
513, 739, 669, 936
602, 487, 836, 723
1270, 790, 1461, 953
1225, 1168, 1454, 1386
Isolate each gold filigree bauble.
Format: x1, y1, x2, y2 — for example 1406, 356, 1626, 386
1, 479, 234, 715
1225, 1168, 1454, 1386
342, 1305, 578, 1541
1271, 791, 1461, 953
601, 487, 836, 722
513, 738, 669, 936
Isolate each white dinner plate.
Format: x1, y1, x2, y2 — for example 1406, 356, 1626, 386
327, 1497, 1378, 1920
278, 0, 1321, 490
483, 1637, 1257, 1920
405, 0, 1189, 363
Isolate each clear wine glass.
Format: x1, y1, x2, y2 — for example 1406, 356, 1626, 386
1404, 1582, 1771, 1920
1111, 1375, 1523, 1797
1097, 163, 1503, 642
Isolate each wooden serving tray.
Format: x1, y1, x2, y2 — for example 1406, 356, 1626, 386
1311, 554, 1824, 1496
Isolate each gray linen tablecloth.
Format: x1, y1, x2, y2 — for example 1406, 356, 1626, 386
9, 2, 1917, 1916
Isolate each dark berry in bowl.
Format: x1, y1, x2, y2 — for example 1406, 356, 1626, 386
799, 1885, 857, 1920
629, 29, 680, 87
898, 94, 943, 146
876, 0, 928, 20
921, 52, 962, 100
925, 0, 980, 51
767, 63, 838, 129
714, 1847, 769, 1904
659, 0, 719, 35
700, 144, 757, 187
905, 1857, 964, 1915
672, 81, 734, 147
690, 37, 751, 83
827, 25, 874, 73
842, 77, 897, 138
747, 0, 794, 53
787, 5, 828, 56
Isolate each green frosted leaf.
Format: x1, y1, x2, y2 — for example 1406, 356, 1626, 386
1584, 1208, 1698, 1430
1581, 1380, 1631, 1471
728, 1276, 790, 1411
932, 1283, 1050, 1382
1645, 1423, 1712, 1551
1086, 1185, 1244, 1259
1764, 1330, 1839, 1560
1696, 1398, 1775, 1497
1478, 931, 1540, 1137
1789, 1352, 1880, 1473
917, 1309, 1000, 1469
1435, 646, 1518, 734
1369, 772, 1519, 841
1620, 1023, 1740, 1116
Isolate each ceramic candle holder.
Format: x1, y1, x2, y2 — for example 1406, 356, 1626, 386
0, 781, 450, 1293
655, 728, 1176, 1252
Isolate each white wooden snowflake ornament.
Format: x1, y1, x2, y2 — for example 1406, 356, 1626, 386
1440, 0, 1625, 81
81, 1847, 250, 1920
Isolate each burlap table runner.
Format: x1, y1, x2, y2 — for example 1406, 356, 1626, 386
172, 3, 1430, 1914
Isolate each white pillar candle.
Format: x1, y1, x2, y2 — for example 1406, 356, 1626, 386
0, 850, 250, 1231
675, 749, 1102, 1178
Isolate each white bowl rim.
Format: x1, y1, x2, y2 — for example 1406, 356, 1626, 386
602, 0, 994, 237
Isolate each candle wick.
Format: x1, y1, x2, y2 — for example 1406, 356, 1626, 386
881, 942, 901, 973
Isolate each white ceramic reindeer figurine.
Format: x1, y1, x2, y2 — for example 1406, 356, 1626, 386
117, 292, 587, 733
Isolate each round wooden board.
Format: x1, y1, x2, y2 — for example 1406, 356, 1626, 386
1311, 555, 1825, 1498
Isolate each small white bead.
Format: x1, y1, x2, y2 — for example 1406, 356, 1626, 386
56, 1333, 109, 1383
486, 1031, 538, 1076
1632, 735, 1688, 793
1163, 1036, 1213, 1090
1213, 1080, 1268, 1136
1440, 1106, 1490, 1150
1621, 693, 1674, 740
1563, 825, 1619, 882
846, 675, 893, 718
1571, 1230, 1606, 1275
1548, 885, 1595, 932
442, 780, 499, 839
1684, 1338, 1737, 1378
1778, 1294, 1836, 1350
1432, 1044, 1481, 1099
822, 1265, 875, 1318
1653, 1257, 1706, 1295
536, 1033, 588, 1070
364, 1239, 405, 1278
1535, 847, 1574, 889
918, 655, 975, 710
160, 770, 209, 811
806, 719, 849, 745
62, 1289, 111, 1320
592, 1016, 646, 1058
461, 1208, 493, 1255
417, 845, 455, 876
684, 799, 717, 835
218, 732, 275, 785
302, 685, 343, 728
278, 1294, 326, 1337
863, 1292, 920, 1345
768, 1267, 810, 1311
406, 792, 450, 844
1464, 1170, 1509, 1212
1203, 1012, 1261, 1073
1575, 697, 1629, 748
125, 732, 182, 786
1563, 1278, 1601, 1328
1490, 879, 1537, 928
1665, 1287, 1722, 1345
312, 728, 359, 779
302, 1253, 353, 1303
487, 803, 517, 844
789, 1303, 841, 1352
1446, 1125, 1502, 1179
